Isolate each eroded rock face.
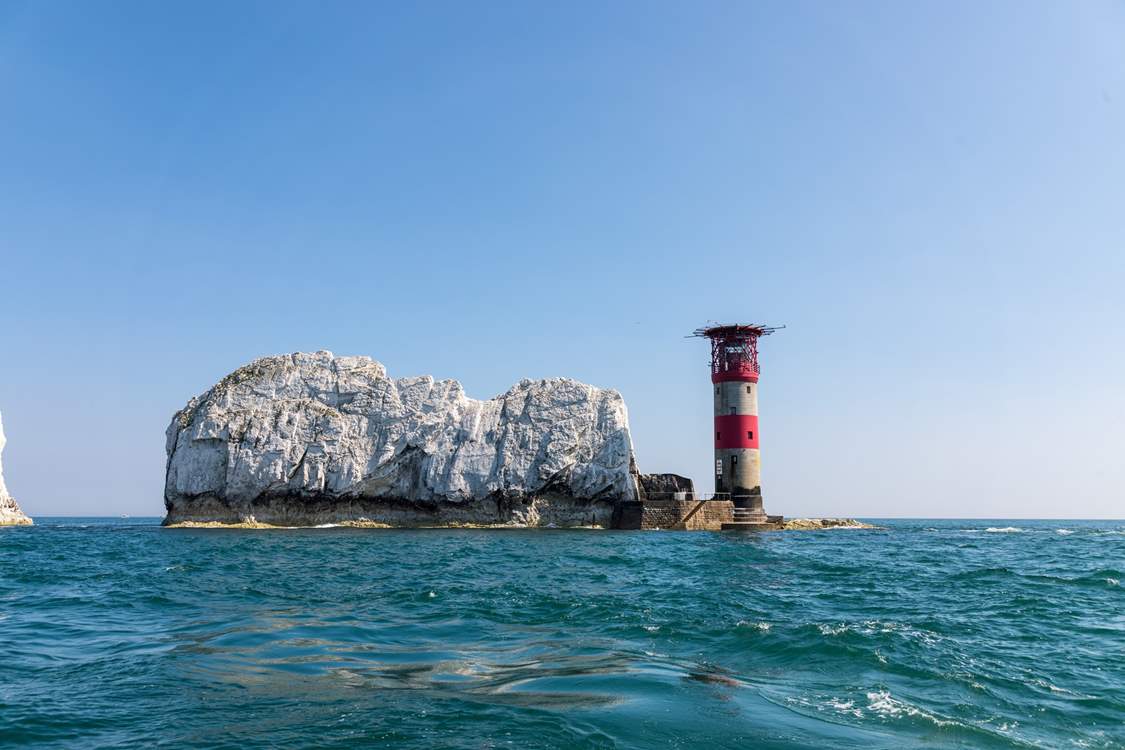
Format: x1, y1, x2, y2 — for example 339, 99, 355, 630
164, 352, 639, 527
0, 412, 32, 526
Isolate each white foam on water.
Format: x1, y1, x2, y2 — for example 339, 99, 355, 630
985, 527, 1024, 533
735, 620, 771, 632
819, 619, 941, 645
643, 625, 659, 632
313, 523, 340, 528
827, 698, 864, 718
865, 690, 955, 727
784, 694, 864, 720
1032, 678, 1096, 700
1107, 578, 1119, 586
1056, 529, 1075, 535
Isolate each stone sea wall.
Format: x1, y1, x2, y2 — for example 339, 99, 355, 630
641, 499, 735, 530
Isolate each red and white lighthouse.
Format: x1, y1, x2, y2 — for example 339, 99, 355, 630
692, 323, 782, 523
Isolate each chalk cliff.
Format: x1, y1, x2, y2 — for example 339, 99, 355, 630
164, 352, 639, 527
0, 412, 32, 526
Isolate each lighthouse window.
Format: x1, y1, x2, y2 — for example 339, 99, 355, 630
728, 407, 736, 415
746, 386, 752, 394
747, 431, 754, 440
731, 455, 738, 466
715, 386, 720, 395
716, 432, 721, 440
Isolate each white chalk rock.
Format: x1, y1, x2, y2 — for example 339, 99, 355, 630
0, 411, 32, 526
164, 352, 639, 527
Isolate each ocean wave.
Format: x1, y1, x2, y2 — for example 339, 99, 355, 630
786, 689, 971, 732
736, 620, 771, 632
865, 690, 956, 727
984, 527, 1024, 533
1029, 678, 1096, 699
784, 693, 865, 719
6, 518, 1123, 749
1057, 529, 1075, 535
827, 698, 863, 717
812, 621, 939, 645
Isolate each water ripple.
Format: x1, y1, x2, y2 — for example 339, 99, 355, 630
0, 518, 1122, 749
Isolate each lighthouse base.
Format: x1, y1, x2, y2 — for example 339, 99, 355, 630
722, 514, 784, 531
722, 501, 782, 530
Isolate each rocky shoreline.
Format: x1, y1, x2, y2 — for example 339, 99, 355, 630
782, 518, 877, 530
165, 515, 876, 532
163, 493, 617, 529
0, 497, 30, 527
165, 517, 609, 530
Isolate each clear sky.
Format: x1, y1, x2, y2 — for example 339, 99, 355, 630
1, 1, 1123, 519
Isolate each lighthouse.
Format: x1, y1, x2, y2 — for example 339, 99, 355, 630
692, 323, 782, 526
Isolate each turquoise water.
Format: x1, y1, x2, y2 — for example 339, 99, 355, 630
0, 519, 1122, 749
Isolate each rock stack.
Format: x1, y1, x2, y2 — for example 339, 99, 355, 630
164, 352, 639, 527
0, 411, 32, 526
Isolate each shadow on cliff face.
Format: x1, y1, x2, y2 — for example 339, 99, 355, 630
164, 490, 619, 528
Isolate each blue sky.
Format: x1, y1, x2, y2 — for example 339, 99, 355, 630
1, 1, 1123, 518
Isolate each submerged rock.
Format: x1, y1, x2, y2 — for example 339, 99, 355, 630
0, 412, 32, 526
164, 352, 639, 527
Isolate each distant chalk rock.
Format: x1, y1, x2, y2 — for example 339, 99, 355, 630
164, 352, 640, 527
0, 411, 32, 526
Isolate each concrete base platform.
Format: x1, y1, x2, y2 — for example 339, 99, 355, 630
721, 521, 783, 531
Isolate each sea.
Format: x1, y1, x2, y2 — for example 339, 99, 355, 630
0, 518, 1122, 749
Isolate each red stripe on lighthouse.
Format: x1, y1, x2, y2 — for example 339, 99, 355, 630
714, 415, 759, 449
